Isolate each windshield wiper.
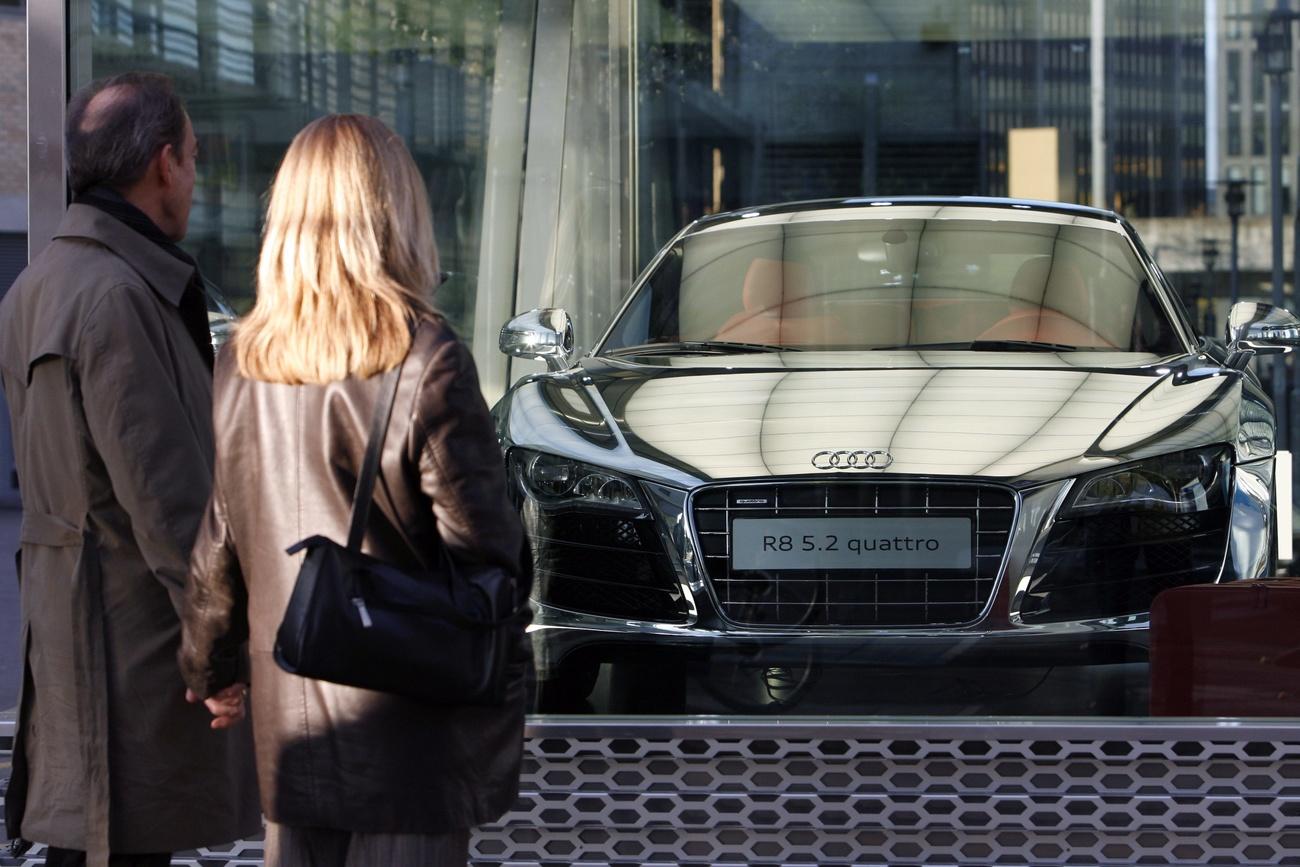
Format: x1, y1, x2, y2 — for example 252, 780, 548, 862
606, 340, 805, 356
864, 342, 970, 351
966, 339, 1079, 352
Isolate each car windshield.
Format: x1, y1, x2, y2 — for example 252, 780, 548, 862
601, 214, 1186, 356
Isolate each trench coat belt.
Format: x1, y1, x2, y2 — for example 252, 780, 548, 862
15, 512, 112, 865
18, 511, 82, 547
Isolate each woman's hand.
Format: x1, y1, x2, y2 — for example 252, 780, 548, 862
186, 683, 248, 730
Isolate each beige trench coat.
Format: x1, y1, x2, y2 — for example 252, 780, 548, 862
0, 205, 259, 862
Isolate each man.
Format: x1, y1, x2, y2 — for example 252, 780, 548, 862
0, 73, 258, 866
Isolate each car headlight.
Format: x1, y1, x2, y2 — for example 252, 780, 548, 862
1062, 445, 1232, 516
512, 449, 644, 512
1019, 444, 1234, 625
507, 448, 687, 623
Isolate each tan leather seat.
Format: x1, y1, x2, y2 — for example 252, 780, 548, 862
714, 258, 811, 344
977, 255, 1115, 347
715, 259, 904, 346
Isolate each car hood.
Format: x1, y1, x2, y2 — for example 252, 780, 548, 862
496, 351, 1260, 488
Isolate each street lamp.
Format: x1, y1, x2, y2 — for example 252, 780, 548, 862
1225, 179, 1247, 306
1201, 237, 1220, 275
1202, 238, 1221, 337
1261, 9, 1294, 76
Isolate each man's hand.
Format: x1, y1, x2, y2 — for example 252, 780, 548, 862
186, 683, 247, 730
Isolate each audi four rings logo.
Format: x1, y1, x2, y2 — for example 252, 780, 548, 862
811, 449, 894, 470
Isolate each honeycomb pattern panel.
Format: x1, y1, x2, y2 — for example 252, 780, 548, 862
3, 735, 1300, 865
474, 736, 1300, 865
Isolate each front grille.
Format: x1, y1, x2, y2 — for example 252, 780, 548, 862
692, 482, 1015, 627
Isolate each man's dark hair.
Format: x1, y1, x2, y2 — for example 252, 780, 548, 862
66, 72, 188, 196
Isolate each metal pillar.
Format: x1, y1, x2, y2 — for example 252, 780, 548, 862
1227, 179, 1246, 306
1090, 0, 1106, 209
27, 0, 67, 259
1263, 5, 1292, 447
861, 74, 879, 196
1206, 0, 1220, 212
510, 0, 575, 386
472, 0, 538, 403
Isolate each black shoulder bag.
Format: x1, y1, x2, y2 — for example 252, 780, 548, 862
274, 360, 523, 706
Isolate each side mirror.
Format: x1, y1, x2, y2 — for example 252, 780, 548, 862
499, 308, 576, 371
1226, 302, 1300, 368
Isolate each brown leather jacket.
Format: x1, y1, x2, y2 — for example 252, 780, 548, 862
179, 315, 531, 833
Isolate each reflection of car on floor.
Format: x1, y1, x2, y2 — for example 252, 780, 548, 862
494, 197, 1299, 715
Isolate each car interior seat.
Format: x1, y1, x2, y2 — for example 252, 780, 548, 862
713, 258, 811, 344
714, 258, 913, 347
976, 255, 1116, 347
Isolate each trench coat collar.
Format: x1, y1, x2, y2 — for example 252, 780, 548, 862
54, 204, 194, 308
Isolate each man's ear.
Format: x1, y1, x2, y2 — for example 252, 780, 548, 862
156, 143, 178, 188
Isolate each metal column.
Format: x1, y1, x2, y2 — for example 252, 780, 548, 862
27, 0, 67, 259
472, 0, 539, 403
1268, 4, 1291, 449
1090, 0, 1107, 209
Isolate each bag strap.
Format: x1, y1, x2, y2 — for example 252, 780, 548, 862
346, 362, 404, 552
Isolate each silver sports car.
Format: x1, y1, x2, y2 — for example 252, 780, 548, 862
495, 197, 1300, 715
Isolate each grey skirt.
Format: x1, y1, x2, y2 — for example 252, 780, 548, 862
265, 822, 470, 867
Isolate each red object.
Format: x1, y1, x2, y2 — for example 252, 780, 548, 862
1150, 579, 1300, 716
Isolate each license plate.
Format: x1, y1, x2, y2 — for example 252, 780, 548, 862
730, 518, 972, 571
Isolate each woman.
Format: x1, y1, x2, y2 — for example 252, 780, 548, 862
178, 114, 530, 866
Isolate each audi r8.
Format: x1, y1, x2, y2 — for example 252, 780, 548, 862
494, 197, 1297, 715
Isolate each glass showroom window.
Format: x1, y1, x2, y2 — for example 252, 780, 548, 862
502, 0, 1300, 720
70, 0, 523, 344
60, 0, 1300, 722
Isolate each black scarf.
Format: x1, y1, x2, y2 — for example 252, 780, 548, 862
74, 186, 215, 371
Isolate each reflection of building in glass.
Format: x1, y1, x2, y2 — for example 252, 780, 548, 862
975, 0, 1206, 217
1215, 0, 1296, 216
637, 0, 1207, 262
75, 0, 497, 329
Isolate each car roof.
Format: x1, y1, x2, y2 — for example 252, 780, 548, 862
690, 196, 1125, 233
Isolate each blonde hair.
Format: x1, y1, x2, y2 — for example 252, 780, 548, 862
236, 114, 437, 384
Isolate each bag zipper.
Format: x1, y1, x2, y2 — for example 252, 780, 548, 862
351, 596, 374, 628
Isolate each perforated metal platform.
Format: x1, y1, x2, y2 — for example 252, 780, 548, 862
2, 719, 1300, 865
